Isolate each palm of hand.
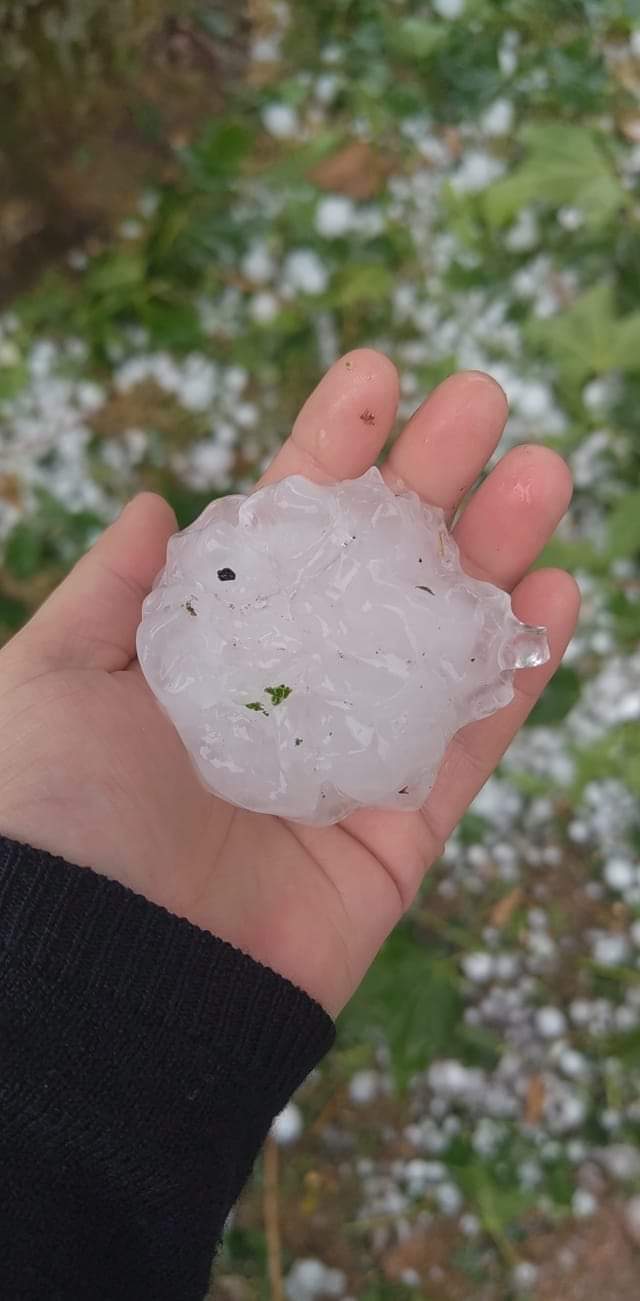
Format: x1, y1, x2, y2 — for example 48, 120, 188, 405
0, 354, 578, 1015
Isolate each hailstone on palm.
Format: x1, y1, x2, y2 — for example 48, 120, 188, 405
137, 468, 548, 825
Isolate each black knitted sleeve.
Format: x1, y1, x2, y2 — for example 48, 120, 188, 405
0, 837, 335, 1301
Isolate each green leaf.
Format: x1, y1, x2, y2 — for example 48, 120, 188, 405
460, 1163, 538, 1236
162, 480, 224, 530
0, 362, 28, 401
140, 299, 204, 351
264, 684, 292, 706
0, 592, 27, 631
483, 124, 623, 228
184, 121, 252, 188
528, 282, 614, 383
528, 282, 640, 385
387, 18, 447, 60
340, 928, 463, 1089
4, 521, 47, 580
86, 251, 146, 295
608, 489, 640, 558
527, 665, 581, 726
612, 311, 640, 369
576, 722, 640, 796
334, 263, 393, 307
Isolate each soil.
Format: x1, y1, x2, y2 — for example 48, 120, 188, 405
0, 1, 249, 303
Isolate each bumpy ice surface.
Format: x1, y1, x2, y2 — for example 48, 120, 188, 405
137, 468, 549, 824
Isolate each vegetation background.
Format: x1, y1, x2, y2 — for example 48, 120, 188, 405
1, 2, 640, 1298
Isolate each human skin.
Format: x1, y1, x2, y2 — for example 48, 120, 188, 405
0, 352, 578, 1016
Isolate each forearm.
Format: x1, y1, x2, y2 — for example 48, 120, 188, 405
0, 837, 334, 1301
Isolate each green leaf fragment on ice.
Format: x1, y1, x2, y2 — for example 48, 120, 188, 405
264, 684, 292, 706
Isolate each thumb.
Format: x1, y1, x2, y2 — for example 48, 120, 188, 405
24, 492, 177, 671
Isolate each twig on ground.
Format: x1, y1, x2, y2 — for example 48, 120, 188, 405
263, 1133, 285, 1301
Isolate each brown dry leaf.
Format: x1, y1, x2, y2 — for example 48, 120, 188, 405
490, 887, 523, 929
0, 473, 21, 507
310, 141, 393, 200
442, 126, 463, 159
618, 113, 640, 142
247, 0, 282, 86
524, 1074, 546, 1126
610, 54, 640, 97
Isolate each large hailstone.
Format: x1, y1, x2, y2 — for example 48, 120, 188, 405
137, 468, 549, 825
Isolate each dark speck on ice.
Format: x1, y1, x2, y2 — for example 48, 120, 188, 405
217, 567, 236, 582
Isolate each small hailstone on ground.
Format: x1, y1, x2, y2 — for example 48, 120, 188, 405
271, 1101, 303, 1145
242, 242, 276, 284
252, 35, 282, 62
472, 1117, 503, 1156
592, 932, 629, 967
235, 402, 259, 429
262, 102, 300, 139
624, 1194, 640, 1244
567, 1140, 587, 1163
603, 857, 635, 892
450, 150, 505, 193
0, 339, 20, 367
518, 1159, 543, 1189
545, 1084, 586, 1134
512, 1261, 538, 1292
433, 0, 465, 16
283, 249, 329, 295
598, 1144, 640, 1181
572, 1188, 598, 1218
348, 1069, 380, 1105
494, 953, 520, 981
505, 207, 539, 252
428, 1062, 467, 1097
557, 205, 585, 230
179, 441, 233, 489
223, 365, 248, 395
315, 73, 340, 104
434, 1181, 463, 1214
462, 951, 494, 983
558, 1048, 588, 1079
285, 1259, 346, 1301
481, 98, 515, 136
250, 291, 280, 324
535, 1007, 567, 1038
403, 1159, 446, 1192
137, 468, 547, 824
315, 194, 355, 237
615, 1005, 638, 1031
119, 217, 143, 240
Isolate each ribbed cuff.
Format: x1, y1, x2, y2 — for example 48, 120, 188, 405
0, 836, 335, 1106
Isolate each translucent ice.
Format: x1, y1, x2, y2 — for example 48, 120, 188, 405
136, 468, 549, 824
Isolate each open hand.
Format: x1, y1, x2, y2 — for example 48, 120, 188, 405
0, 353, 578, 1015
